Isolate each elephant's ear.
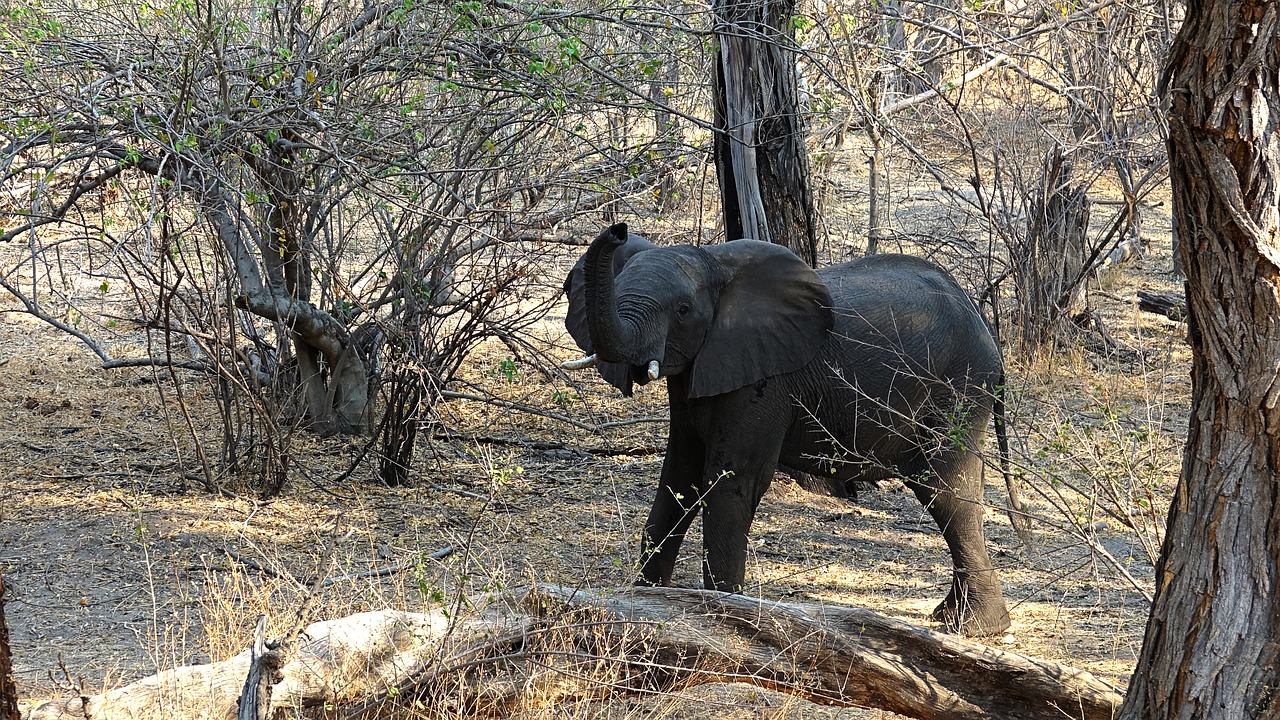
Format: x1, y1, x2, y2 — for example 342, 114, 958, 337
690, 240, 833, 399
563, 229, 656, 396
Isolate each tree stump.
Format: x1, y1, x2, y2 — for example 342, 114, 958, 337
1013, 145, 1091, 358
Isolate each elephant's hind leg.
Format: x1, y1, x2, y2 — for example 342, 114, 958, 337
903, 444, 1010, 636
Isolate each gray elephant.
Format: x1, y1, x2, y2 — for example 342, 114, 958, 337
563, 223, 1013, 635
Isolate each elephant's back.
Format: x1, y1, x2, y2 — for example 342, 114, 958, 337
816, 254, 1000, 378
778, 255, 1000, 483
818, 253, 970, 308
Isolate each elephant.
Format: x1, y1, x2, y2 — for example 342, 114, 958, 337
562, 223, 1014, 635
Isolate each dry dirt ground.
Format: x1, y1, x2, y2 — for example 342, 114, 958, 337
0, 158, 1187, 718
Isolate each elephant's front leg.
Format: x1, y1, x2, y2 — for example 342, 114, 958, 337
638, 385, 705, 586
699, 435, 785, 593
637, 448, 704, 586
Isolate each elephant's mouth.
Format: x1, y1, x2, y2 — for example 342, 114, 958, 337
631, 360, 661, 384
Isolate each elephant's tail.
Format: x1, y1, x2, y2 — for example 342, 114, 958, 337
994, 374, 1033, 547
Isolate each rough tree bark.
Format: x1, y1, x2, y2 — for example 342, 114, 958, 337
712, 0, 818, 265
1118, 1, 1280, 718
22, 587, 1122, 720
1, 573, 18, 720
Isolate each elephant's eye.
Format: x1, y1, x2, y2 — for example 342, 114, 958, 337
676, 302, 692, 319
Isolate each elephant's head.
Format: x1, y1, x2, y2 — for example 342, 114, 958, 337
564, 223, 833, 398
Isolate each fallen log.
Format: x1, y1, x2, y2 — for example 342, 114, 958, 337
1137, 289, 1187, 321
23, 586, 1123, 720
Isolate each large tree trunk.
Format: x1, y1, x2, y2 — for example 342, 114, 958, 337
22, 587, 1122, 720
1118, 1, 1280, 718
712, 0, 817, 266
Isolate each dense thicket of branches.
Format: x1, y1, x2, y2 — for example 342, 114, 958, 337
1, 0, 707, 489
797, 0, 1174, 352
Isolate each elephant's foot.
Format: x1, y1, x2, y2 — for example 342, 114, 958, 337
931, 583, 1010, 636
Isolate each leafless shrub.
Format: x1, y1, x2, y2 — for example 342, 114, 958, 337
796, 0, 1173, 339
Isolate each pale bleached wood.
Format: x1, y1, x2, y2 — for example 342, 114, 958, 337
22, 587, 1123, 720
22, 611, 454, 720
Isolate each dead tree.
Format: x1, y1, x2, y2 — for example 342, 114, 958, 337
1136, 290, 1186, 321
712, 0, 818, 265
1014, 145, 1091, 357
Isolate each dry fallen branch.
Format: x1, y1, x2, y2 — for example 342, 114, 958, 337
22, 586, 1123, 720
1136, 290, 1187, 322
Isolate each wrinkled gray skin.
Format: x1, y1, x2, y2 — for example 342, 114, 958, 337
564, 223, 1010, 635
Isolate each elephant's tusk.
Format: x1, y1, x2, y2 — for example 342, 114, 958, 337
561, 354, 600, 371
647, 360, 660, 381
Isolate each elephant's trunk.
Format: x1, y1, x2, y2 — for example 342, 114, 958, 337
582, 224, 640, 366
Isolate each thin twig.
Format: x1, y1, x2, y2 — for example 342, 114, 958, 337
440, 390, 665, 433
320, 546, 455, 588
